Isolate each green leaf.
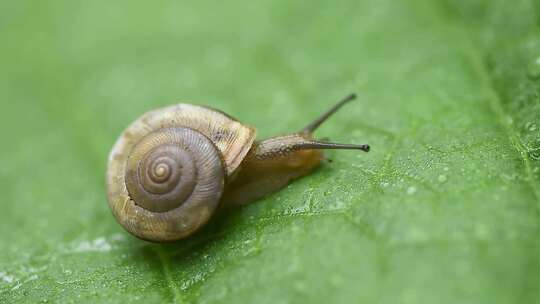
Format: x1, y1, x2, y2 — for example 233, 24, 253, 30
1, 0, 539, 303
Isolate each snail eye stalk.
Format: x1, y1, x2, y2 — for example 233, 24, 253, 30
294, 93, 369, 153
294, 140, 370, 152
301, 93, 357, 134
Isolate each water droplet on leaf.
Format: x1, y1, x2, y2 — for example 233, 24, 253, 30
506, 116, 514, 125
527, 56, 540, 80
529, 150, 540, 160
406, 186, 417, 195
525, 121, 537, 132
438, 174, 447, 183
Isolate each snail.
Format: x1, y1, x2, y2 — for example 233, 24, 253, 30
106, 94, 369, 242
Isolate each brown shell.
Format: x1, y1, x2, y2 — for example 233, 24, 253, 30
106, 103, 256, 242
114, 104, 256, 175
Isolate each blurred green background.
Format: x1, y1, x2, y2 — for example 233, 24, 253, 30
1, 0, 540, 303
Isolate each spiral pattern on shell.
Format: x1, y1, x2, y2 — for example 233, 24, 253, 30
106, 104, 256, 242
125, 129, 201, 213
109, 127, 227, 241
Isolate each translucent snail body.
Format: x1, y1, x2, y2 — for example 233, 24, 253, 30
106, 94, 369, 242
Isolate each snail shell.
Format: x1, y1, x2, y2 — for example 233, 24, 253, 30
107, 104, 256, 242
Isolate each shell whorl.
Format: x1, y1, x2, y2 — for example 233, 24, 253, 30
125, 128, 206, 213
106, 104, 256, 242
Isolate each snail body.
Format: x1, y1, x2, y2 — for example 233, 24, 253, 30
107, 94, 369, 242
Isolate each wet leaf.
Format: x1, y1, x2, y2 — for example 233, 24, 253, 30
1, 0, 539, 303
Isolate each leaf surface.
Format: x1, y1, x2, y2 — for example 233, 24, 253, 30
1, 0, 539, 303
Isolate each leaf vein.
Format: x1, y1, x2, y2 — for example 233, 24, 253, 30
154, 247, 184, 304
